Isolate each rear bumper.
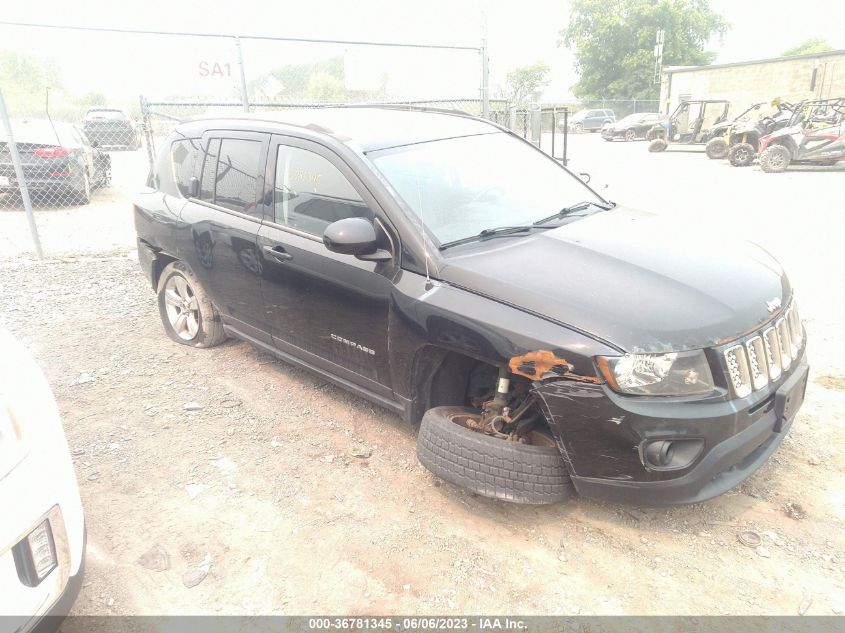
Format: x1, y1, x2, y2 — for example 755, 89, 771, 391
84, 128, 136, 146
137, 239, 158, 289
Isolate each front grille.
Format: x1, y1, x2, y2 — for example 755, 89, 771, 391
722, 299, 803, 398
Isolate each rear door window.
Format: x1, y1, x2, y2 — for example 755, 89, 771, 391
199, 136, 264, 217
213, 138, 262, 215
200, 138, 221, 201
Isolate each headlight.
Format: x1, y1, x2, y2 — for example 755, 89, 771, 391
0, 401, 29, 478
596, 350, 715, 396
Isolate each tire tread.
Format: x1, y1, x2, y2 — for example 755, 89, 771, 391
417, 406, 573, 505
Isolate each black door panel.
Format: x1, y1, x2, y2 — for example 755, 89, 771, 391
175, 131, 271, 342
257, 135, 396, 392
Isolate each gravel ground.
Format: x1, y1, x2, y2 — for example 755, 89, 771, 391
0, 135, 843, 617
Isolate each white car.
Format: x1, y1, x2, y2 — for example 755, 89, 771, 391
0, 328, 86, 632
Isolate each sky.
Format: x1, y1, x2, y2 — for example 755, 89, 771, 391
1, 0, 844, 104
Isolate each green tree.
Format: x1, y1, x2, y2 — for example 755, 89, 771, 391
561, 0, 728, 99
505, 62, 551, 104
781, 38, 834, 57
0, 50, 62, 114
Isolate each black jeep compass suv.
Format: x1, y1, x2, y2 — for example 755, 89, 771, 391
134, 107, 808, 506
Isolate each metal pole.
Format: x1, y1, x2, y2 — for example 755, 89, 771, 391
139, 95, 156, 173
563, 108, 569, 166
0, 90, 43, 259
234, 36, 249, 112
480, 17, 490, 119
551, 107, 556, 158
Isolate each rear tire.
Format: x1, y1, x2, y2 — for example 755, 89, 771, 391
760, 145, 791, 173
728, 142, 756, 167
705, 137, 729, 159
156, 261, 226, 348
416, 406, 574, 505
648, 138, 667, 153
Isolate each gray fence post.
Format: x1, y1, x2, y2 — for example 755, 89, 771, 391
234, 37, 250, 112
0, 89, 43, 259
480, 23, 490, 119
139, 95, 157, 176
529, 100, 541, 147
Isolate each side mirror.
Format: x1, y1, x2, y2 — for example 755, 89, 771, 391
188, 177, 200, 198
323, 217, 391, 262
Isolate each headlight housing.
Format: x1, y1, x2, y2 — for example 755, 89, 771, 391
596, 350, 715, 396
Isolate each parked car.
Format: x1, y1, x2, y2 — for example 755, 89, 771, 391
82, 107, 141, 150
758, 98, 845, 172
647, 100, 730, 152
0, 119, 111, 205
563, 108, 615, 133
601, 112, 665, 141
135, 108, 808, 506
0, 327, 86, 632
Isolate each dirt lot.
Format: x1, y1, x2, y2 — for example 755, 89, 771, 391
0, 135, 843, 617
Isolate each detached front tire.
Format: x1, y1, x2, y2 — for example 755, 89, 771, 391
157, 261, 226, 348
417, 406, 574, 505
648, 138, 667, 153
760, 144, 791, 173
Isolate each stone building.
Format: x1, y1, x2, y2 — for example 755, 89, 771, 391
659, 49, 845, 116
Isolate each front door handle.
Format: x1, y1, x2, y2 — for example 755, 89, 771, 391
262, 245, 293, 262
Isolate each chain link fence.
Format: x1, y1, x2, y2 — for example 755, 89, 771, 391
0, 20, 658, 258
575, 99, 661, 118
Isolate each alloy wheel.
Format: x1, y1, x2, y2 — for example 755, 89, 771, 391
163, 275, 200, 340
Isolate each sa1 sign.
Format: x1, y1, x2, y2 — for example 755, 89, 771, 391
198, 62, 232, 77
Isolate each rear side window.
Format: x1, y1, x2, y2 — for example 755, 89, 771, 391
273, 144, 372, 236
171, 138, 202, 197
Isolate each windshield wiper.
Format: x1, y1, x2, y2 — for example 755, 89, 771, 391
439, 225, 554, 251
533, 200, 615, 227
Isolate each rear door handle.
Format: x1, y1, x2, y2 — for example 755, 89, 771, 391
262, 245, 293, 262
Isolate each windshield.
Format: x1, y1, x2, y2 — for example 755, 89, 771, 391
370, 132, 601, 245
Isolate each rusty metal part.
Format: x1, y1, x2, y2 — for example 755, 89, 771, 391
450, 411, 553, 447
509, 350, 573, 380
509, 349, 601, 383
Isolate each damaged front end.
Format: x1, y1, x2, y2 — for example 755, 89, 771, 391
489, 323, 808, 506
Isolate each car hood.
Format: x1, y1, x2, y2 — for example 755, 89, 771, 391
437, 210, 790, 353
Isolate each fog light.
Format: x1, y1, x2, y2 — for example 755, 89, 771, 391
645, 440, 675, 467
13, 520, 57, 586
642, 438, 704, 470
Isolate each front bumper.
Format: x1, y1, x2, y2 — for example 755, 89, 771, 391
1, 509, 86, 633
30, 527, 86, 633
535, 356, 808, 506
